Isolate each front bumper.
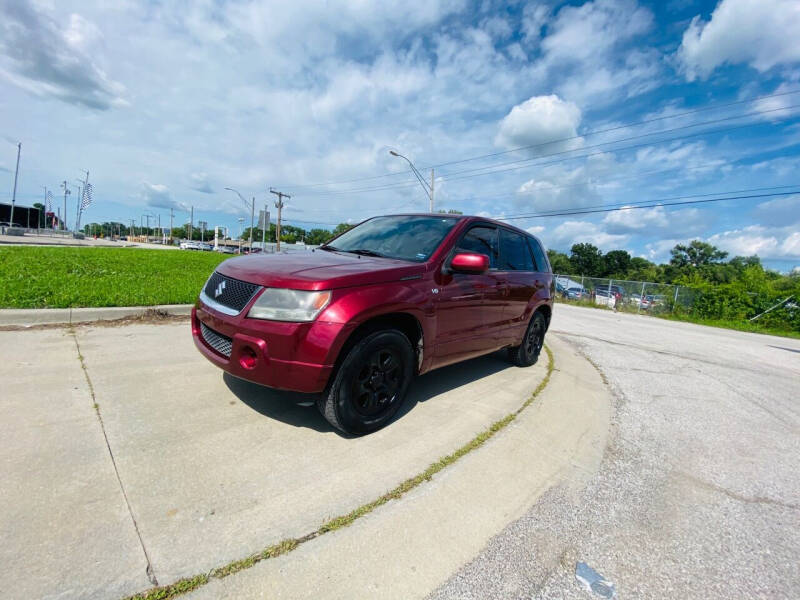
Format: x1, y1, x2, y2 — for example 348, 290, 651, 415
192, 302, 351, 394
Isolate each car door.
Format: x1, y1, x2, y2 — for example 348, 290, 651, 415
433, 224, 502, 366
497, 228, 536, 345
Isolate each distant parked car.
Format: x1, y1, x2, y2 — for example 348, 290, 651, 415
637, 294, 666, 310
561, 286, 586, 300
214, 245, 236, 254
181, 241, 211, 251
594, 285, 625, 308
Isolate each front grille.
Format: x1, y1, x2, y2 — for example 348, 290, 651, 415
203, 272, 261, 313
200, 322, 233, 358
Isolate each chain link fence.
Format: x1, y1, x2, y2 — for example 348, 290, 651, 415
554, 274, 700, 316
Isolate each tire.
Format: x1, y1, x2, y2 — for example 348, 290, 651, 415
507, 310, 546, 367
317, 329, 414, 435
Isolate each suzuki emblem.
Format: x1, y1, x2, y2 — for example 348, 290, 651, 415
214, 280, 226, 298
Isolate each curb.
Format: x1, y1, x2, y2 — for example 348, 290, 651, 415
0, 304, 193, 327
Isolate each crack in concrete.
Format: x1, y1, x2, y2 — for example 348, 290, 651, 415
550, 329, 790, 379
677, 471, 800, 511
68, 328, 159, 587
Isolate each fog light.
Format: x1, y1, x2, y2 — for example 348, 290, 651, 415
239, 347, 257, 370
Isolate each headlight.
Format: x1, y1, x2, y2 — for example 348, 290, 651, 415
247, 288, 331, 322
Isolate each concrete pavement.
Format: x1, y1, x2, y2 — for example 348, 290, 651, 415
1, 317, 581, 599
187, 334, 610, 599
0, 328, 151, 599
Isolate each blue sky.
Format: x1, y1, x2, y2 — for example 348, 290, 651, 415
1, 0, 799, 270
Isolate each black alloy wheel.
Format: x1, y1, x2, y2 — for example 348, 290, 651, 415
351, 348, 403, 417
318, 329, 414, 435
508, 311, 547, 367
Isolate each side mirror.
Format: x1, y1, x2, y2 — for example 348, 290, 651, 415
450, 252, 489, 274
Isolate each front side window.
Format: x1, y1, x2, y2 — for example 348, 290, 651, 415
455, 226, 498, 268
498, 228, 534, 271
325, 215, 458, 262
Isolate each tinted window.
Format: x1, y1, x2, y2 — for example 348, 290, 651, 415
456, 226, 498, 268
498, 228, 534, 271
528, 237, 550, 272
326, 215, 458, 262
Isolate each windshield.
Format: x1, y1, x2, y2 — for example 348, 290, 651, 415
325, 215, 459, 262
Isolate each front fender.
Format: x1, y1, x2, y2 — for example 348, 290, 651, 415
317, 280, 434, 366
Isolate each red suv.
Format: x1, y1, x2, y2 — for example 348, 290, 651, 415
192, 214, 553, 434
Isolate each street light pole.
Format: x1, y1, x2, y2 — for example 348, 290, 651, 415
9, 142, 20, 228
389, 150, 434, 212
60, 181, 71, 230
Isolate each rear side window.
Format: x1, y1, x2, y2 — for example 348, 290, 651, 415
498, 228, 534, 271
528, 237, 550, 272
456, 226, 498, 268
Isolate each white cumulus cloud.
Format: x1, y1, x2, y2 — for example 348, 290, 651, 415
496, 94, 582, 152
677, 0, 800, 81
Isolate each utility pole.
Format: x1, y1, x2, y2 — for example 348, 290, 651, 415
269, 188, 290, 252
60, 181, 71, 231
261, 206, 269, 250
430, 168, 435, 213
169, 208, 174, 242
249, 197, 255, 251
9, 142, 20, 228
189, 206, 193, 240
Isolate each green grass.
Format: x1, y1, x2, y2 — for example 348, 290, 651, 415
657, 312, 800, 339
0, 247, 229, 308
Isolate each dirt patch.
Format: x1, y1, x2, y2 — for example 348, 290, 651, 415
0, 309, 190, 332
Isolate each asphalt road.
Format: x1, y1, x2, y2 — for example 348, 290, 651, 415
430, 304, 800, 599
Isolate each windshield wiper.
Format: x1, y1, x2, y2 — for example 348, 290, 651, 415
346, 248, 386, 257
319, 245, 340, 252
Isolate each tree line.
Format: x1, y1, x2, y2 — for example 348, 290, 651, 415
548, 241, 799, 333
81, 221, 355, 244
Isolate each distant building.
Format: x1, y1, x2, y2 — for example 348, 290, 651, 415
0, 203, 44, 228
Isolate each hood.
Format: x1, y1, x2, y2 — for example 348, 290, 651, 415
216, 250, 427, 290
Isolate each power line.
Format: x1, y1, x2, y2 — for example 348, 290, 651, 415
440, 108, 800, 185
497, 184, 800, 219
289, 103, 800, 197
437, 103, 800, 181
276, 87, 800, 190
495, 189, 800, 221
280, 150, 781, 218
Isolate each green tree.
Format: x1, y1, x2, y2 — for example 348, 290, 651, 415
603, 250, 632, 277
670, 240, 728, 268
569, 243, 604, 277
547, 249, 572, 274
333, 222, 354, 236
306, 228, 333, 245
